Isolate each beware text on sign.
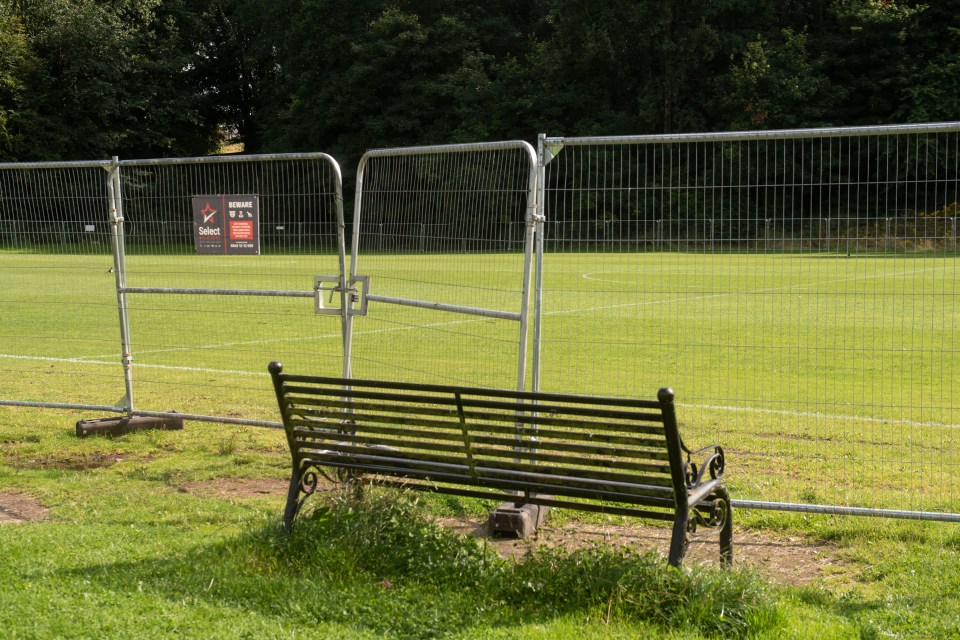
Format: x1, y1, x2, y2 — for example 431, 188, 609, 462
191, 194, 260, 255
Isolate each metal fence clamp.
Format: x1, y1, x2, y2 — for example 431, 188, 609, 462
315, 274, 369, 316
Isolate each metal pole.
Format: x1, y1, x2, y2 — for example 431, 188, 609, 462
107, 158, 134, 414
531, 136, 548, 394
327, 160, 350, 380
516, 141, 539, 393
346, 154, 370, 379
544, 121, 960, 147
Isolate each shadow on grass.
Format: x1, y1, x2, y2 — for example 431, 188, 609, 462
52, 489, 785, 639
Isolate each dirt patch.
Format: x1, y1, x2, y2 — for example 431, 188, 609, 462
0, 492, 50, 524
437, 517, 836, 587
180, 477, 296, 499
180, 475, 344, 499
15, 452, 126, 471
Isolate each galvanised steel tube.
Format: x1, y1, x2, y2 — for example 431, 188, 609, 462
118, 152, 341, 167
545, 121, 960, 147
122, 287, 315, 298
109, 158, 135, 414
516, 140, 539, 394
531, 134, 548, 394
133, 410, 282, 429
365, 294, 522, 321
732, 500, 960, 523
361, 140, 540, 159
329, 159, 350, 380
0, 160, 112, 170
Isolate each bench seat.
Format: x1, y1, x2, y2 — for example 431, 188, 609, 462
269, 362, 732, 567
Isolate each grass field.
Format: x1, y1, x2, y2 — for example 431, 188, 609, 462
2, 248, 958, 512
1, 406, 960, 638
2, 248, 960, 637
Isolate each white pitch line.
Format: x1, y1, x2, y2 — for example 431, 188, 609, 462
0, 353, 268, 377
5, 350, 954, 429
563, 263, 956, 317
0, 354, 114, 365
64, 314, 495, 362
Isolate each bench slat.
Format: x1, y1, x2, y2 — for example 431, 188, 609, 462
285, 395, 667, 435
281, 386, 665, 423
290, 424, 672, 465
296, 445, 677, 492
287, 412, 671, 450
369, 479, 678, 522
278, 375, 664, 410
298, 452, 678, 505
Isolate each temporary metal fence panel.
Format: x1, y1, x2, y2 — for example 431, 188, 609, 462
539, 123, 960, 519
116, 154, 346, 426
0, 160, 127, 413
349, 142, 538, 390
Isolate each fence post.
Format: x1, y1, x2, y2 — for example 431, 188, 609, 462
107, 157, 134, 415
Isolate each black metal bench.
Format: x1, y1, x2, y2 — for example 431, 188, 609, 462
268, 362, 733, 567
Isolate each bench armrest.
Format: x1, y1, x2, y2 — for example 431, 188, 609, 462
687, 477, 722, 508
683, 444, 725, 489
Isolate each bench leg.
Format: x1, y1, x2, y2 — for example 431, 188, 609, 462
282, 466, 303, 531
667, 510, 688, 567
716, 486, 734, 567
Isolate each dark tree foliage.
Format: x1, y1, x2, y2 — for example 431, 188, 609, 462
0, 0, 956, 163
0, 0, 219, 161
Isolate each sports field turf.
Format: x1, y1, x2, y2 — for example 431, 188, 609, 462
2, 249, 958, 513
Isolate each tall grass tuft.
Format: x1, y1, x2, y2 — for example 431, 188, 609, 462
250, 486, 783, 638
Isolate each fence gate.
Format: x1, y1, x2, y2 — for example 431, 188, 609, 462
0, 160, 130, 415
347, 142, 539, 391
115, 154, 346, 426
539, 123, 960, 520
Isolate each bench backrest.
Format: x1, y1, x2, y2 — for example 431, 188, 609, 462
269, 362, 690, 522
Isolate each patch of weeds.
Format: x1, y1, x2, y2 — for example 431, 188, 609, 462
215, 436, 238, 457
248, 487, 785, 639
503, 545, 777, 638
277, 487, 502, 588
123, 465, 179, 486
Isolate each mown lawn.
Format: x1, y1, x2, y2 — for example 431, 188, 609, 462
2, 405, 959, 639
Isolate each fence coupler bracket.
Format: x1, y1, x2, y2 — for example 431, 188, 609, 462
314, 274, 369, 316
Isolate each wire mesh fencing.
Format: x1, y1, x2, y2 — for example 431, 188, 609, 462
538, 123, 960, 517
0, 160, 128, 412
348, 142, 538, 390
116, 154, 346, 425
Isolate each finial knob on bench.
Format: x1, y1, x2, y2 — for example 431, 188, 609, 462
268, 361, 283, 375
657, 387, 674, 403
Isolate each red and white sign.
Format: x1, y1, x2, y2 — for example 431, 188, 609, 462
192, 195, 260, 255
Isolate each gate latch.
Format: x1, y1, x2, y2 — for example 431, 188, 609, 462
314, 275, 369, 316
